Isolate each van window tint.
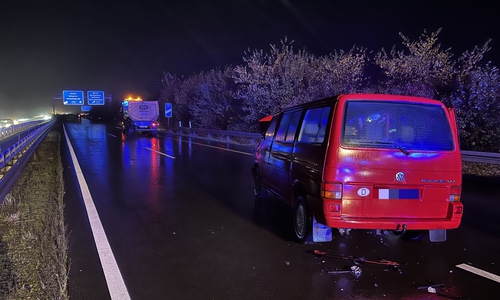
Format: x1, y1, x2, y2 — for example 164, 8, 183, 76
275, 113, 291, 141
298, 107, 331, 144
343, 101, 454, 151
285, 111, 302, 142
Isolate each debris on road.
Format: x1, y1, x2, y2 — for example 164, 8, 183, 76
416, 281, 462, 299
327, 265, 362, 278
417, 283, 446, 290
312, 249, 400, 268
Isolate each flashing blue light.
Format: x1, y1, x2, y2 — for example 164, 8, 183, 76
393, 152, 441, 159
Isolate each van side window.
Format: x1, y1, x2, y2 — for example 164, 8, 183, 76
265, 118, 278, 140
298, 107, 331, 144
275, 113, 291, 141
285, 111, 302, 142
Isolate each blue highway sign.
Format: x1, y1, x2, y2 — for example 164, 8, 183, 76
165, 102, 173, 117
87, 91, 105, 105
63, 90, 84, 105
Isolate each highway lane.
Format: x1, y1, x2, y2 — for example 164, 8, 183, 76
62, 118, 500, 300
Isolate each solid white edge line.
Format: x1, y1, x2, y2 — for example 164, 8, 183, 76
63, 124, 131, 300
456, 263, 500, 284
144, 147, 176, 159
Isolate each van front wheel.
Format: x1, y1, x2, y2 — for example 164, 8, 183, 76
294, 197, 311, 243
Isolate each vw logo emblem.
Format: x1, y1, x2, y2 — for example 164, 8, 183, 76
395, 172, 405, 182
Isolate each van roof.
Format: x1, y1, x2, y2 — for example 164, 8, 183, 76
338, 93, 442, 104
278, 93, 443, 113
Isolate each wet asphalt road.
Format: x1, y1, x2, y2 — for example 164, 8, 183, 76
61, 119, 500, 300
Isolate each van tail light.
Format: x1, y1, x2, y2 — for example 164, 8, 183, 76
449, 185, 461, 202
152, 122, 158, 128
322, 182, 342, 200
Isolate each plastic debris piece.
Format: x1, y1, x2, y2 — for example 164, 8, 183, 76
351, 265, 362, 278
427, 287, 436, 293
285, 261, 290, 266
327, 266, 362, 278
328, 269, 351, 275
417, 283, 445, 290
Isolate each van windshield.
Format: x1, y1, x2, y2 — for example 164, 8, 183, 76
342, 101, 454, 151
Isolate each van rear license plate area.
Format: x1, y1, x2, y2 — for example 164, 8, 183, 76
377, 189, 419, 200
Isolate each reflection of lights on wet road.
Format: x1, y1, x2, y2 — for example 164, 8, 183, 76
179, 139, 253, 156
144, 147, 176, 159
336, 276, 354, 293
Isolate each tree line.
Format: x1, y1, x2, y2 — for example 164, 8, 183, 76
159, 29, 500, 152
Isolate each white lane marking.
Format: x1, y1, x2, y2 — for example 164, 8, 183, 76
108, 133, 117, 138
144, 147, 176, 159
63, 125, 131, 300
456, 263, 500, 283
182, 139, 253, 156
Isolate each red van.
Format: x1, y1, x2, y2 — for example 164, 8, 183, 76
252, 94, 463, 243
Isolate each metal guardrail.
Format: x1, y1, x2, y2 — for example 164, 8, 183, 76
0, 120, 46, 141
163, 126, 500, 165
461, 150, 500, 165
0, 120, 54, 203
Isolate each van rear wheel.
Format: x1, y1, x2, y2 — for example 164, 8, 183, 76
294, 196, 311, 243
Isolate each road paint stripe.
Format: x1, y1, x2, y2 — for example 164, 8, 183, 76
63, 125, 131, 300
108, 133, 117, 138
456, 263, 500, 283
183, 139, 253, 156
144, 147, 176, 159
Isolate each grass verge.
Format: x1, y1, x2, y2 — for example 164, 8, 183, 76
0, 128, 68, 299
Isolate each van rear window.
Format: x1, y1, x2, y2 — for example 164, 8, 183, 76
342, 101, 454, 151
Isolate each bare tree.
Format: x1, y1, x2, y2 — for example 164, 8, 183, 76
188, 67, 237, 129
451, 62, 500, 151
313, 46, 371, 98
374, 28, 455, 98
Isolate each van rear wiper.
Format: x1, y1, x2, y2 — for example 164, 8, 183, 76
375, 141, 410, 155
356, 141, 410, 155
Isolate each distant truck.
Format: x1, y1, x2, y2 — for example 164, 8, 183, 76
122, 98, 159, 136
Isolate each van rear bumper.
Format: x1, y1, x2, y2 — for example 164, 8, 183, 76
324, 217, 462, 230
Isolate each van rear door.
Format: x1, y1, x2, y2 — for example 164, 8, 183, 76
333, 98, 461, 223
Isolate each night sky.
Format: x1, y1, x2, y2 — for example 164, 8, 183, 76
0, 0, 498, 118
